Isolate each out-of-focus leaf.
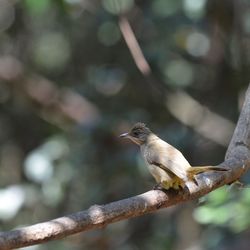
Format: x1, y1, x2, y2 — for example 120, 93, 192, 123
32, 32, 71, 71
102, 0, 134, 15
24, 0, 51, 14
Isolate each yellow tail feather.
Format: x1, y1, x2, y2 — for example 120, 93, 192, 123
187, 165, 228, 178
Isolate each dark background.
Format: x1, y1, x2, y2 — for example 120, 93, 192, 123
0, 0, 250, 249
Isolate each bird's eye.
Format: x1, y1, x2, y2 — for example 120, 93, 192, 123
133, 131, 139, 136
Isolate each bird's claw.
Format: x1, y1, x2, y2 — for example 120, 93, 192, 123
153, 184, 164, 190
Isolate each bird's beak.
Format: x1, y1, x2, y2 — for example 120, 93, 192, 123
119, 132, 141, 145
119, 132, 129, 138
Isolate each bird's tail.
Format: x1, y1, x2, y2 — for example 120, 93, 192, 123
187, 166, 228, 178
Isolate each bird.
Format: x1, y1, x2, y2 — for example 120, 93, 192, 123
120, 122, 228, 190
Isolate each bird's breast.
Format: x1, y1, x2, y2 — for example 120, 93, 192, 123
140, 145, 172, 183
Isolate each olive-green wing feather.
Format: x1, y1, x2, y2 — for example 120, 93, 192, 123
145, 140, 190, 180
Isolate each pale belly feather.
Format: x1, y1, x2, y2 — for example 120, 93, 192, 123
141, 142, 186, 189
146, 163, 171, 183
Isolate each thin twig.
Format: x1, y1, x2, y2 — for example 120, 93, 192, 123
119, 16, 151, 76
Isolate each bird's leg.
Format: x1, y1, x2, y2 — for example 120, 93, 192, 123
173, 182, 180, 190
153, 183, 165, 190
172, 178, 185, 190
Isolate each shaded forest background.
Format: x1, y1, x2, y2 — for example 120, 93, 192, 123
0, 0, 250, 249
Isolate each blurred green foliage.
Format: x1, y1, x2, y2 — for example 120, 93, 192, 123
195, 187, 250, 233
0, 0, 250, 249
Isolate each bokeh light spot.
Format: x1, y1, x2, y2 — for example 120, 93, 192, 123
165, 60, 193, 86
186, 31, 210, 57
102, 0, 134, 15
32, 32, 71, 71
152, 0, 181, 17
24, 151, 54, 183
87, 66, 126, 96
183, 0, 206, 20
0, 185, 25, 220
97, 21, 121, 46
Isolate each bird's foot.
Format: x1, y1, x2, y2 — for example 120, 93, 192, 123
153, 183, 165, 190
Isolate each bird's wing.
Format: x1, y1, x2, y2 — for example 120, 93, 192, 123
145, 140, 190, 180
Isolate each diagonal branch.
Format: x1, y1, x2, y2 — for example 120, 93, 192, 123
118, 16, 152, 76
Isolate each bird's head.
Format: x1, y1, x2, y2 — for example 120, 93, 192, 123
119, 122, 151, 145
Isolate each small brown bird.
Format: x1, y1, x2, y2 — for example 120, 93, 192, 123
120, 123, 228, 190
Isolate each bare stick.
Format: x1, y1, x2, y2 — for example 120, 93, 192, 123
118, 16, 151, 76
